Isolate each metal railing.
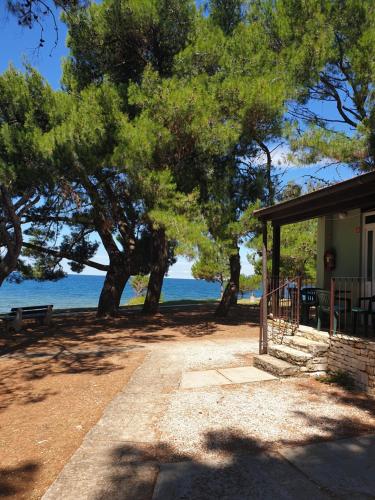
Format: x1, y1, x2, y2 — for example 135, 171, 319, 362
260, 276, 305, 354
259, 276, 375, 354
329, 277, 375, 336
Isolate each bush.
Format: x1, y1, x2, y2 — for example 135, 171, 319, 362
131, 275, 149, 296
317, 371, 356, 391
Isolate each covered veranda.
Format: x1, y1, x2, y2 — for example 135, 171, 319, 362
254, 171, 375, 355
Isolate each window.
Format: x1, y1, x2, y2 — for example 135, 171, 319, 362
365, 214, 375, 224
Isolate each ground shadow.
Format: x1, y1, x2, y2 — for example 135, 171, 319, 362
94, 423, 375, 500
0, 304, 259, 410
0, 304, 259, 354
0, 462, 39, 499
296, 377, 375, 421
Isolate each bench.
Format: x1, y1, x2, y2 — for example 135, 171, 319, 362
0, 305, 53, 333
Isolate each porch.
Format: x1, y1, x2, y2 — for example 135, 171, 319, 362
253, 171, 375, 394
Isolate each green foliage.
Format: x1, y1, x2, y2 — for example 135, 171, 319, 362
248, 219, 318, 280
192, 241, 230, 291
0, 65, 59, 188
209, 0, 245, 35
248, 182, 318, 279
239, 274, 261, 297
10, 0, 375, 317
251, 0, 375, 170
62, 0, 196, 90
127, 295, 146, 306
127, 292, 165, 306
318, 371, 356, 391
0, 66, 69, 283
131, 275, 149, 297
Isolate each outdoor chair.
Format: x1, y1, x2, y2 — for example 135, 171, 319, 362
300, 287, 322, 324
352, 295, 375, 337
316, 290, 346, 334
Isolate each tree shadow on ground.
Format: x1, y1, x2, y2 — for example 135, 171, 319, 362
0, 304, 259, 355
0, 462, 39, 499
296, 377, 375, 420
0, 347, 134, 411
93, 424, 375, 500
0, 305, 259, 411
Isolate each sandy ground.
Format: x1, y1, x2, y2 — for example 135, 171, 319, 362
0, 304, 257, 499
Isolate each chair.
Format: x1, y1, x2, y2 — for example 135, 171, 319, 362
300, 287, 322, 324
352, 296, 375, 337
316, 290, 346, 334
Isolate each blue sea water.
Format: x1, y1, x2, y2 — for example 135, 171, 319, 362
0, 275, 250, 313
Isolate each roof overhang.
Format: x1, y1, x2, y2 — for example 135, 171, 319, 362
254, 171, 375, 226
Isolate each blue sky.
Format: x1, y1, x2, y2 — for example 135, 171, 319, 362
0, 5, 355, 278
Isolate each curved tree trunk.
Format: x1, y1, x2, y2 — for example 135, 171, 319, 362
143, 228, 168, 315
0, 186, 23, 286
215, 245, 241, 317
97, 256, 130, 318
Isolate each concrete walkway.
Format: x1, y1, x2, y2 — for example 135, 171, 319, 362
43, 338, 375, 499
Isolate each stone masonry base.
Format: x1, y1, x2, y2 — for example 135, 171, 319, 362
328, 334, 375, 396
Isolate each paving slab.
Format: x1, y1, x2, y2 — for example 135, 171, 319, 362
180, 369, 232, 389
279, 434, 375, 498
218, 366, 277, 384
43, 441, 158, 500
152, 452, 330, 500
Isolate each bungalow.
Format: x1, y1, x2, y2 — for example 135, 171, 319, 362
253, 170, 375, 395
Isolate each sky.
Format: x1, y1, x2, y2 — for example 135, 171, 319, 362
0, 5, 355, 278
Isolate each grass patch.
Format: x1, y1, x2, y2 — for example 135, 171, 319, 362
123, 297, 217, 308
317, 371, 356, 391
160, 299, 218, 306
127, 296, 146, 306
238, 297, 261, 305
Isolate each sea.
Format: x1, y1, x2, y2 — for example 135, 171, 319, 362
0, 275, 259, 313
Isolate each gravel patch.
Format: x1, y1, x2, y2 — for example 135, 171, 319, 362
158, 378, 375, 462
160, 339, 259, 372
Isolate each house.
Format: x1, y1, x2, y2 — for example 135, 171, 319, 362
253, 171, 375, 395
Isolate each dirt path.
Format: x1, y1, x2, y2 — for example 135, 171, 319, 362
0, 305, 257, 499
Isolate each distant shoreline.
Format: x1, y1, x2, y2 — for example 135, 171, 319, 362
0, 276, 260, 313
64, 275, 197, 280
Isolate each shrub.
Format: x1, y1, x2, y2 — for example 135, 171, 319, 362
317, 371, 356, 391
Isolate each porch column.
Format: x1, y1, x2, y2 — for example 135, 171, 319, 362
271, 223, 281, 319
260, 221, 268, 354
271, 223, 281, 286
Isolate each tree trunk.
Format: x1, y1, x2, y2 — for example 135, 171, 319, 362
143, 228, 168, 315
0, 185, 23, 286
97, 257, 130, 318
258, 141, 275, 205
219, 279, 224, 298
215, 245, 241, 317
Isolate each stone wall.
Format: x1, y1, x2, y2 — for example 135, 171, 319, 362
328, 334, 375, 396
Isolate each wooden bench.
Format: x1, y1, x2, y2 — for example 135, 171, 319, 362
0, 305, 53, 333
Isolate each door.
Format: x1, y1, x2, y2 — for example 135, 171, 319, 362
363, 211, 375, 297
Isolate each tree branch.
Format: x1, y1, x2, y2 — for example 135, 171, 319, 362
319, 74, 358, 128
22, 241, 109, 272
